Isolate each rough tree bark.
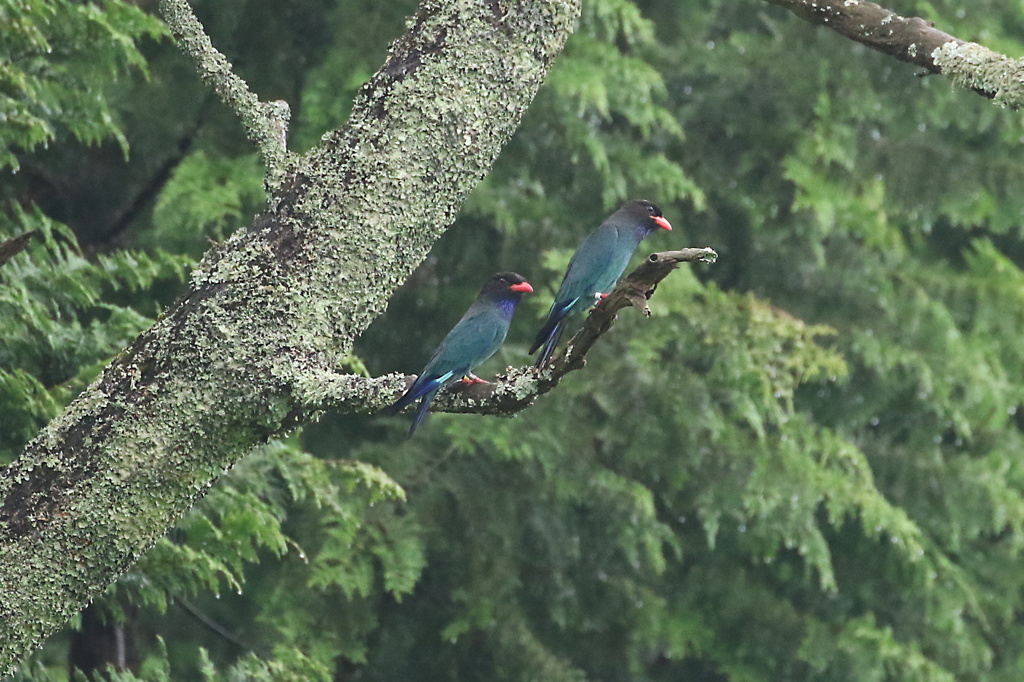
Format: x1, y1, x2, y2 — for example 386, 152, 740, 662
0, 0, 581, 670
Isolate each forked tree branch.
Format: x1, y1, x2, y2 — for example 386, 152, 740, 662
765, 0, 1024, 107
303, 248, 718, 421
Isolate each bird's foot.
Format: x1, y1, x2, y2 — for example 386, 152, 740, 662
588, 292, 610, 311
459, 373, 490, 385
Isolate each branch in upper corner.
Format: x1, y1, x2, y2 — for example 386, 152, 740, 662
302, 248, 718, 419
158, 0, 293, 185
763, 0, 1024, 106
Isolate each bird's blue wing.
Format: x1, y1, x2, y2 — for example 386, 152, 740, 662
557, 223, 622, 307
421, 304, 509, 378
530, 224, 619, 360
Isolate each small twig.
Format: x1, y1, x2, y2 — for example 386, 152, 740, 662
158, 0, 293, 186
100, 99, 210, 247
172, 593, 248, 650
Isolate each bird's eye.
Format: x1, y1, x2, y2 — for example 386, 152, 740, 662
646, 205, 655, 214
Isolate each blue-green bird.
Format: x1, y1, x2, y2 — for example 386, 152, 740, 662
385, 272, 534, 435
529, 199, 672, 366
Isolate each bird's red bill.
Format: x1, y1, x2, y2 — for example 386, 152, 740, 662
654, 216, 672, 231
510, 282, 533, 293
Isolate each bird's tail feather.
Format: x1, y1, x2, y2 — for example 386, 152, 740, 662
385, 375, 449, 436
407, 393, 435, 437
382, 387, 419, 416
528, 319, 555, 356
530, 301, 573, 357
533, 319, 566, 368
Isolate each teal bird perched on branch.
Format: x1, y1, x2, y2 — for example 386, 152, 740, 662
385, 272, 533, 435
530, 200, 672, 366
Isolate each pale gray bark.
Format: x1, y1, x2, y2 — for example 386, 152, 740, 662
0, 0, 580, 670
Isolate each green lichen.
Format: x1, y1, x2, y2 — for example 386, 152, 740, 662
932, 41, 1024, 108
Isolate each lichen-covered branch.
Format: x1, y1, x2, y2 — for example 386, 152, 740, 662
302, 248, 718, 420
158, 0, 293, 185
932, 42, 1024, 108
0, 0, 580, 671
764, 0, 1024, 106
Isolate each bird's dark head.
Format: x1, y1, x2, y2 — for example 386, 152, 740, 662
480, 271, 534, 298
618, 199, 672, 233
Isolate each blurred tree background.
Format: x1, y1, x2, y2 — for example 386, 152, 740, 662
5, 0, 1024, 679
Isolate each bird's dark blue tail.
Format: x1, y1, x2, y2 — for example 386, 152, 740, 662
530, 298, 575, 366
384, 377, 444, 436
407, 394, 434, 436
531, 317, 566, 367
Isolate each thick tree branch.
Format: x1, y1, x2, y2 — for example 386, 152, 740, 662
0, 0, 580, 670
303, 248, 718, 420
765, 0, 1024, 106
158, 0, 293, 185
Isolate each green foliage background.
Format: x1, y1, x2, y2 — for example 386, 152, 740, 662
5, 0, 1024, 680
